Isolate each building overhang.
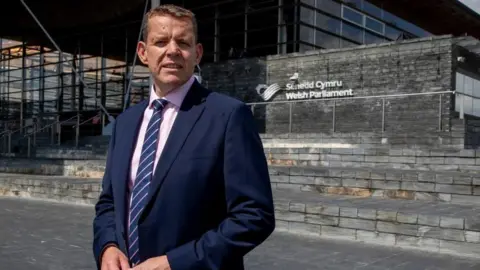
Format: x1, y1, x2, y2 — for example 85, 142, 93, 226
2, 0, 480, 61
0, 0, 145, 61
368, 0, 480, 39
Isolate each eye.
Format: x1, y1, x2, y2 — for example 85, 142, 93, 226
153, 40, 167, 46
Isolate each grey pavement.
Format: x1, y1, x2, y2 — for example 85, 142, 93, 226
1, 196, 480, 270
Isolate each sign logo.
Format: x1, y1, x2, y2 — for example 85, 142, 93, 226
256, 72, 354, 101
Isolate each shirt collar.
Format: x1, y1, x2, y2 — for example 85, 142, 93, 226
149, 75, 195, 109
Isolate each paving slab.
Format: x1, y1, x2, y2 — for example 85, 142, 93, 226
1, 196, 480, 270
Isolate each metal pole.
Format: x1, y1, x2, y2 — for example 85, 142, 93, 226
438, 94, 442, 131
245, 0, 248, 51
27, 136, 31, 157
123, 0, 151, 111
19, 0, 113, 121
33, 122, 36, 146
381, 98, 385, 132
332, 100, 336, 132
214, 6, 219, 62
7, 133, 11, 154
51, 125, 54, 145
20, 41, 26, 134
277, 0, 283, 54
288, 102, 293, 133
459, 93, 464, 120
57, 122, 61, 145
75, 113, 80, 148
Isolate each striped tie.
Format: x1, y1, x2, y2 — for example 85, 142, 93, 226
128, 98, 168, 266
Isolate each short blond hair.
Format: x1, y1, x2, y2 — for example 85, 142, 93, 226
142, 4, 198, 43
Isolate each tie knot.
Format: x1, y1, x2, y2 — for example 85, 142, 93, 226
152, 99, 168, 112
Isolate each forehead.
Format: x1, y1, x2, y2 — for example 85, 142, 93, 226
147, 15, 194, 36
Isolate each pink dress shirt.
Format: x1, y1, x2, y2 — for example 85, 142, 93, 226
128, 76, 195, 192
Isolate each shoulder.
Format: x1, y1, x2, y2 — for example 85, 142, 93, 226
196, 84, 249, 117
112, 100, 147, 126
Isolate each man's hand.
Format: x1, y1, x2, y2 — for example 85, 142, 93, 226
130, 255, 170, 270
101, 246, 130, 270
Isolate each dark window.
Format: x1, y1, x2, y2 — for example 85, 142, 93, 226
316, 12, 341, 35
246, 4, 279, 57
343, 0, 362, 9
385, 25, 401, 40
364, 31, 384, 44
365, 17, 383, 34
301, 0, 315, 7
300, 6, 315, 25
342, 39, 358, 48
315, 0, 341, 17
316, 30, 342, 49
342, 6, 363, 25
299, 43, 315, 53
299, 25, 315, 46
342, 22, 363, 43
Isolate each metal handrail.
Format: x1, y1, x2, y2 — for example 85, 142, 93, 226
73, 113, 100, 129
246, 90, 455, 106
247, 89, 455, 134
4, 123, 34, 137
0, 123, 35, 155
17, 115, 80, 157
24, 115, 78, 138
454, 91, 480, 99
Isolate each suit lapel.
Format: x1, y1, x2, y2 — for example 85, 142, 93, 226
113, 100, 148, 235
143, 81, 207, 209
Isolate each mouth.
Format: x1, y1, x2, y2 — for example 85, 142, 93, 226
162, 63, 183, 69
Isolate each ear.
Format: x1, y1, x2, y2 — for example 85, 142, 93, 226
137, 41, 148, 65
195, 43, 203, 65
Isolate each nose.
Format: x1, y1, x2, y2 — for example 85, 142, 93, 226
165, 41, 181, 56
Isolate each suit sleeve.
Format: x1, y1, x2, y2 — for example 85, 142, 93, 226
166, 103, 276, 269
92, 120, 119, 269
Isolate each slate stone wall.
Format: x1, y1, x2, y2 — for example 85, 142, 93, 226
200, 36, 456, 135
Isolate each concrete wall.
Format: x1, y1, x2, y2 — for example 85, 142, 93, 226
201, 36, 455, 135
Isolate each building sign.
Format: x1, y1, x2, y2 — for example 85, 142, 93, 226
256, 73, 354, 101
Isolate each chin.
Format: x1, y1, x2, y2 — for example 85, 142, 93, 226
157, 75, 184, 86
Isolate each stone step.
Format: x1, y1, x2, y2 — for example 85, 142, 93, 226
1, 173, 479, 258
261, 138, 464, 149
0, 158, 105, 178
265, 147, 480, 173
260, 132, 465, 140
274, 189, 480, 258
259, 130, 466, 149
270, 165, 480, 205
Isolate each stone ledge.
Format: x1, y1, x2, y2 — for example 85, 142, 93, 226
274, 189, 480, 259
0, 173, 101, 205
270, 165, 480, 204
0, 158, 106, 178
265, 149, 480, 173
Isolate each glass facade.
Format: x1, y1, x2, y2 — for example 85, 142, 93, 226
298, 0, 432, 52
455, 72, 480, 118
0, 0, 435, 135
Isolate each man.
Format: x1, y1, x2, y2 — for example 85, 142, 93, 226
92, 4, 275, 270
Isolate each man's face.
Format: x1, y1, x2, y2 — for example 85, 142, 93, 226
137, 15, 203, 92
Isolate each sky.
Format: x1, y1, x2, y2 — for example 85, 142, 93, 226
460, 0, 480, 14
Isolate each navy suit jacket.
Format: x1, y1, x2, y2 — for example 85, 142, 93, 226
92, 80, 275, 269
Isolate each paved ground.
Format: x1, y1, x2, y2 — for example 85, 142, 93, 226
1, 196, 480, 270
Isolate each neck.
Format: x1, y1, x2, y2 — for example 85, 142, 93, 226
153, 76, 193, 98
153, 81, 179, 98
